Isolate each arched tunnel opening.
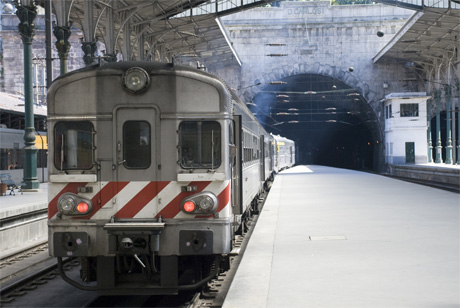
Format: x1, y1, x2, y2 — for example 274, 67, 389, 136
250, 74, 382, 172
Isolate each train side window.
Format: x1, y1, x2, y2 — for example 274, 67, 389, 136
54, 121, 94, 170
179, 121, 221, 169
229, 121, 235, 145
123, 121, 151, 169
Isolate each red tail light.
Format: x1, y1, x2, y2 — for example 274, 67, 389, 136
76, 202, 90, 214
183, 201, 196, 213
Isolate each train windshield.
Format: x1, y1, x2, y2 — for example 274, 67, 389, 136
179, 121, 221, 169
123, 121, 151, 169
54, 121, 94, 170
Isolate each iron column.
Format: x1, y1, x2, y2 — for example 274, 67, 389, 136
44, 0, 53, 88
445, 86, 453, 164
53, 21, 71, 75
435, 90, 443, 163
16, 1, 40, 190
427, 98, 433, 163
457, 84, 460, 165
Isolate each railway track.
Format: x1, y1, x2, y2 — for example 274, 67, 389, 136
383, 174, 460, 193
0, 245, 79, 306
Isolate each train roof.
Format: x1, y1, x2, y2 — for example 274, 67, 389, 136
51, 61, 222, 85
272, 134, 294, 144
0, 92, 47, 117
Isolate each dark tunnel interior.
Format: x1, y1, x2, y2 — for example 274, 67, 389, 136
250, 74, 381, 172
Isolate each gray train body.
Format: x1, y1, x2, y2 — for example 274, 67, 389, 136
47, 62, 295, 295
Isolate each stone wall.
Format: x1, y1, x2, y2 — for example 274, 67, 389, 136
0, 14, 85, 101
217, 2, 420, 112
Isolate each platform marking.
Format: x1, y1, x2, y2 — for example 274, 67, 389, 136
309, 235, 347, 241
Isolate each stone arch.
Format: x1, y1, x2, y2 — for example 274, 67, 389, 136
241, 63, 379, 105
244, 62, 385, 172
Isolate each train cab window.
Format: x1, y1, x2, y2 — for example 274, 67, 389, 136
123, 121, 151, 169
179, 121, 221, 169
54, 121, 94, 170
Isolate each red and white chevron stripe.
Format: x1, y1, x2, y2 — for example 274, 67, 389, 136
48, 180, 231, 220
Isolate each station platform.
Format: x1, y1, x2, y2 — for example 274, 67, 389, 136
0, 183, 48, 258
223, 165, 459, 308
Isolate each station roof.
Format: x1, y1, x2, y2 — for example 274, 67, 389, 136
0, 92, 46, 117
46, 0, 275, 69
373, 0, 460, 67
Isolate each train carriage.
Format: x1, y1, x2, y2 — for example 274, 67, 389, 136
47, 62, 294, 295
272, 134, 296, 172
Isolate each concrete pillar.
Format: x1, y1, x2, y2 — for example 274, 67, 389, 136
445, 86, 453, 164
53, 21, 72, 75
427, 98, 433, 163
16, 1, 40, 191
435, 90, 443, 163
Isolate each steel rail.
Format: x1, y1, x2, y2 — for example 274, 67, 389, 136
0, 258, 73, 299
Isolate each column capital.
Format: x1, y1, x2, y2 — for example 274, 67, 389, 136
16, 4, 37, 44
53, 22, 72, 60
81, 41, 98, 66
103, 53, 118, 63
433, 89, 442, 99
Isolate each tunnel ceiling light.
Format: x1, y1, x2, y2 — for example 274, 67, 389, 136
348, 93, 360, 96
276, 94, 289, 98
288, 121, 299, 124
266, 54, 288, 57
269, 81, 287, 85
304, 91, 317, 94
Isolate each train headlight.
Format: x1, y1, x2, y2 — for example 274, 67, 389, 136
199, 196, 214, 211
57, 193, 93, 216
59, 195, 75, 212
181, 192, 218, 215
122, 67, 150, 94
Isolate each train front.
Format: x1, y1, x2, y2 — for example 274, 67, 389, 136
47, 62, 234, 295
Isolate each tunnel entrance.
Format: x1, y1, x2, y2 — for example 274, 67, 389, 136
250, 74, 381, 172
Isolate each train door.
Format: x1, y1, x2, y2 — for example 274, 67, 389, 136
115, 106, 159, 182
231, 116, 243, 218
260, 135, 265, 181
269, 140, 274, 175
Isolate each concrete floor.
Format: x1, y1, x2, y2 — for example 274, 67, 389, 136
223, 165, 460, 308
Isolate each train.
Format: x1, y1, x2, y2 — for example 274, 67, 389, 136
47, 61, 295, 295
0, 92, 48, 184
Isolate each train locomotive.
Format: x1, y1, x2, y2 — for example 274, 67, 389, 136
47, 61, 295, 295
